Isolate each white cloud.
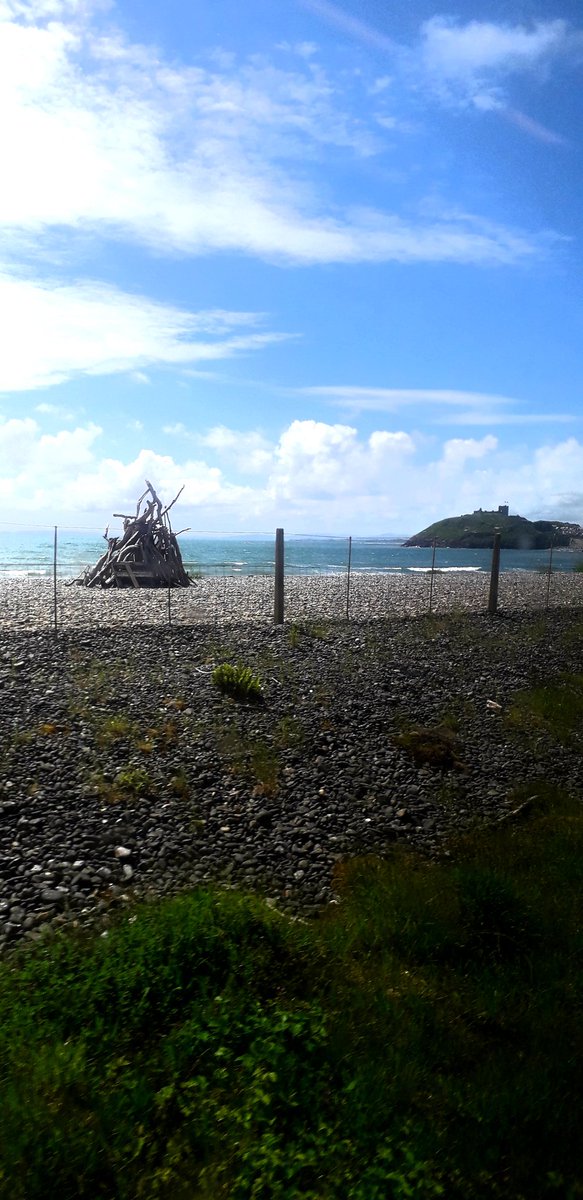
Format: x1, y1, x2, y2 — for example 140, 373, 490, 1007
35, 401, 76, 420
199, 425, 274, 474
438, 435, 498, 474
163, 422, 190, 437
302, 385, 516, 410
435, 410, 574, 427
0, 0, 90, 18
163, 422, 275, 474
427, 437, 583, 531
421, 17, 569, 78
369, 76, 392, 95
0, 272, 290, 391
299, 385, 574, 425
264, 425, 583, 529
299, 3, 578, 144
267, 419, 415, 501
0, 1, 554, 266
0, 416, 582, 532
61, 448, 252, 519
532, 437, 583, 492
0, 419, 253, 522
0, 416, 42, 469
419, 16, 578, 122
0, 417, 100, 485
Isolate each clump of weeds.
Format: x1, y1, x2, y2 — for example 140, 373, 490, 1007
37, 722, 68, 738
395, 723, 467, 772
88, 765, 155, 802
169, 771, 190, 799
288, 621, 329, 649
288, 623, 302, 649
115, 766, 153, 797
249, 741, 279, 796
212, 663, 264, 704
275, 715, 304, 749
7, 729, 33, 748
215, 722, 279, 796
95, 713, 137, 747
137, 720, 180, 754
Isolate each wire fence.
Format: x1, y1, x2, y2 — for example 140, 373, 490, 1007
0, 524, 582, 632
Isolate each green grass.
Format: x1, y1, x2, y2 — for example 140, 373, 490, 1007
95, 713, 137, 746
168, 769, 191, 799
274, 715, 305, 749
213, 713, 304, 796
1, 784, 582, 1199
507, 673, 583, 748
215, 722, 280, 796
88, 764, 155, 802
288, 621, 330, 648
212, 663, 264, 704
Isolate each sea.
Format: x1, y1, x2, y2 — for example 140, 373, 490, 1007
0, 528, 581, 579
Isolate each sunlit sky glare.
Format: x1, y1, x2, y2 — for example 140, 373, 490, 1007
0, 0, 582, 534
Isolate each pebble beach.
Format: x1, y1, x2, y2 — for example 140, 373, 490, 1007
1, 567, 583, 628
1, 571, 582, 954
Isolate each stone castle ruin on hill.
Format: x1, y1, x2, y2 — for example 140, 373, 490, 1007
473, 505, 581, 540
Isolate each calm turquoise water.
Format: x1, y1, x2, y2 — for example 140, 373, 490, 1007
0, 529, 581, 577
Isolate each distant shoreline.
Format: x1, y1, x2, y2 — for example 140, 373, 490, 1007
1, 530, 582, 581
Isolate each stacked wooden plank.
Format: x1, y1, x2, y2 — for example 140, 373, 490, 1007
74, 481, 192, 588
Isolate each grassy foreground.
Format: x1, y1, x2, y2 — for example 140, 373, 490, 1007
0, 782, 582, 1199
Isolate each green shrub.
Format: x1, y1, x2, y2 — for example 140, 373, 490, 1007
114, 765, 154, 797
211, 662, 263, 703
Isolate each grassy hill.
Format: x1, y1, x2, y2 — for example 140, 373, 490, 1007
404, 511, 576, 550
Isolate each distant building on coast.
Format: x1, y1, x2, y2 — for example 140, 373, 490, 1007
473, 503, 509, 518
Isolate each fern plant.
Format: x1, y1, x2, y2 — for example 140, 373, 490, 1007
211, 663, 263, 703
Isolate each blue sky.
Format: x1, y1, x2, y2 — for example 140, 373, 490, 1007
0, 0, 582, 534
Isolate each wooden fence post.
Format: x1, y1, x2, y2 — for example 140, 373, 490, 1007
53, 526, 58, 637
274, 528, 284, 624
545, 534, 555, 612
488, 530, 501, 615
346, 536, 352, 619
428, 537, 437, 613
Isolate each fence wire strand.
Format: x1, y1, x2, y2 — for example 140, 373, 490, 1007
0, 526, 581, 632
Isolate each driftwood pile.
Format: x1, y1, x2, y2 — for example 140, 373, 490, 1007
76, 481, 191, 588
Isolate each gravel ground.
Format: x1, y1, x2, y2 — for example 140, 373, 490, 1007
1, 575, 582, 953
1, 567, 582, 629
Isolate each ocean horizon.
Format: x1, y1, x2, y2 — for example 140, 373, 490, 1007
0, 528, 581, 579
